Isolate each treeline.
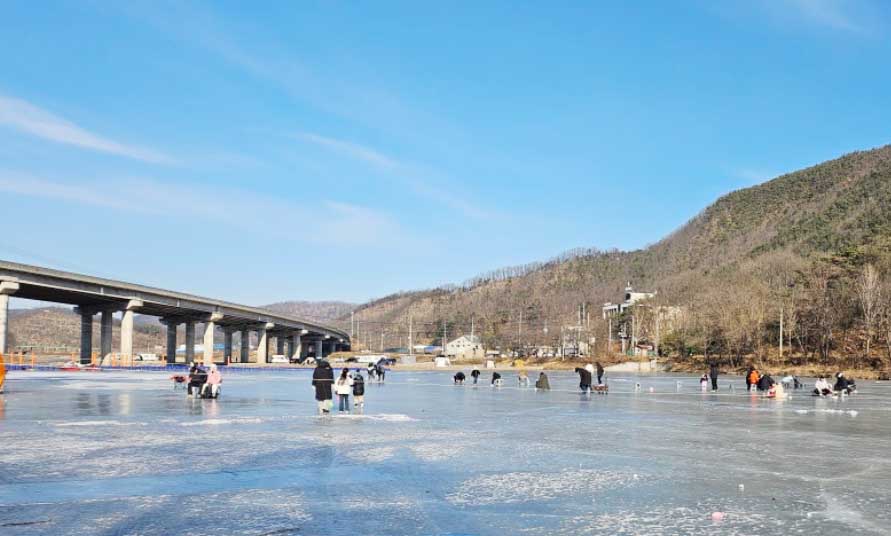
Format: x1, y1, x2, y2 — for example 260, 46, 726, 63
650, 249, 891, 370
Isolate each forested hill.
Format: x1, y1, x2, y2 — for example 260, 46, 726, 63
350, 145, 891, 358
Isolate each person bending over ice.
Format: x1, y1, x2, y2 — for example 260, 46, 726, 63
575, 367, 592, 394
491, 371, 502, 386
454, 371, 466, 385
535, 372, 550, 390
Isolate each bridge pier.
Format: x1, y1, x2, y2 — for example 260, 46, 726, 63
78, 309, 93, 364
165, 321, 178, 364
257, 323, 273, 364
0, 281, 19, 355
100, 309, 113, 359
276, 335, 285, 357
240, 329, 250, 363
203, 313, 222, 365
120, 300, 142, 360
184, 320, 195, 364
223, 328, 233, 363
291, 333, 302, 361
314, 339, 323, 359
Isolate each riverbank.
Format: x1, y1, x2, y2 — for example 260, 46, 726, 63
665, 359, 891, 381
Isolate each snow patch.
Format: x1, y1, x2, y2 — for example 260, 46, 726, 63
54, 420, 145, 427
180, 417, 264, 426
447, 470, 637, 505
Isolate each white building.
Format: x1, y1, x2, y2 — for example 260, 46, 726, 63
602, 284, 656, 318
445, 335, 485, 360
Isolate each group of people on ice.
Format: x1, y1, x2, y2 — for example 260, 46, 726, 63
574, 362, 606, 394
312, 360, 375, 414
453, 368, 553, 390
185, 361, 222, 398
738, 366, 855, 398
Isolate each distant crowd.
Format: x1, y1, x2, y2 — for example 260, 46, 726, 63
169, 356, 860, 414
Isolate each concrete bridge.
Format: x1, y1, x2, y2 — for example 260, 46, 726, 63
0, 260, 350, 365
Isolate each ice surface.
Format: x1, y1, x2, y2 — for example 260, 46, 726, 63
1, 370, 890, 535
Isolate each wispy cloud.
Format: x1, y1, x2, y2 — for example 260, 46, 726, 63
0, 172, 406, 248
0, 95, 173, 164
748, 0, 877, 34
783, 0, 863, 32
295, 132, 400, 170
295, 131, 491, 220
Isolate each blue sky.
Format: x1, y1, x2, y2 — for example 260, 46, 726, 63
1, 0, 890, 305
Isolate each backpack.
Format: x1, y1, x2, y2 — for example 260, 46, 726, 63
353, 376, 365, 396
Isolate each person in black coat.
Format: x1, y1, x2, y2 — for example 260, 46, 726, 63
353, 371, 366, 408
491, 371, 502, 386
312, 360, 334, 414
575, 367, 592, 393
454, 371, 466, 384
757, 373, 774, 392
709, 362, 719, 391
187, 362, 207, 397
595, 362, 605, 385
833, 373, 855, 395
470, 368, 481, 385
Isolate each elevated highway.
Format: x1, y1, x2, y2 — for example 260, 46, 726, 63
0, 260, 350, 364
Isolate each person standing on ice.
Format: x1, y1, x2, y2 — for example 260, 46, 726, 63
595, 362, 605, 385
471, 368, 481, 385
312, 360, 334, 414
352, 370, 365, 409
747, 367, 760, 392
335, 368, 353, 412
709, 361, 719, 391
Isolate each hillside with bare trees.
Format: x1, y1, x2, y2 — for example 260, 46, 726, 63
350, 145, 891, 373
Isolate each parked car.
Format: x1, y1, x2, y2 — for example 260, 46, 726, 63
136, 353, 160, 362
270, 354, 289, 364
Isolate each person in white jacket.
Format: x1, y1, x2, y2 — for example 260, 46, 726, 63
813, 376, 832, 396
335, 368, 354, 412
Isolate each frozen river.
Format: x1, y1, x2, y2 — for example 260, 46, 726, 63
1, 368, 890, 535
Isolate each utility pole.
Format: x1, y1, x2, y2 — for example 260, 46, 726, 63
350, 311, 355, 339
471, 314, 475, 340
409, 316, 414, 356
518, 309, 523, 355
380, 331, 384, 352
779, 306, 784, 360
608, 317, 612, 354
655, 310, 661, 357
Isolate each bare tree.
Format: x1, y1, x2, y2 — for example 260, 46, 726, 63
857, 264, 881, 358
